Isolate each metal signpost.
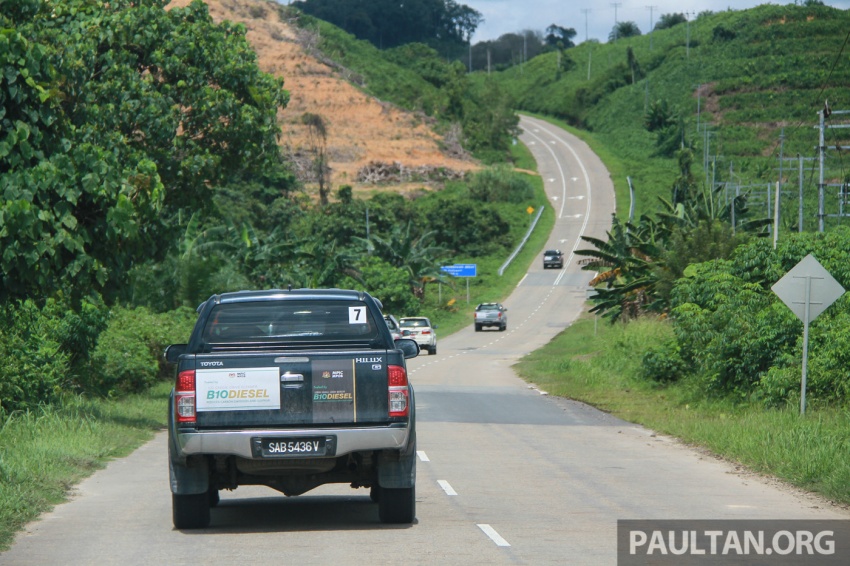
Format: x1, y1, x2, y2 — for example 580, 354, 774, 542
771, 254, 845, 414
441, 264, 477, 304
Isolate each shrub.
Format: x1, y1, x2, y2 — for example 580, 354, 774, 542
468, 165, 535, 204
640, 339, 689, 383
0, 300, 71, 414
89, 306, 197, 395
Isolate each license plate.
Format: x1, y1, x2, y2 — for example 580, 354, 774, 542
252, 436, 332, 458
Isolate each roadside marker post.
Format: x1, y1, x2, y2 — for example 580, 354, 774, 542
772, 254, 845, 414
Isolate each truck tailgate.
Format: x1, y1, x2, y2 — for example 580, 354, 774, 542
193, 350, 392, 428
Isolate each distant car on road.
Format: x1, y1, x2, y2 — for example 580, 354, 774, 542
474, 302, 508, 332
543, 249, 564, 269
399, 316, 437, 355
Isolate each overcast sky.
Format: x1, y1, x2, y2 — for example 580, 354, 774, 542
463, 1, 850, 44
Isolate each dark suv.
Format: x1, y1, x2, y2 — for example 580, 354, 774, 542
543, 249, 564, 269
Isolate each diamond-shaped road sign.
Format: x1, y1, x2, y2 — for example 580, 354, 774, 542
772, 254, 845, 322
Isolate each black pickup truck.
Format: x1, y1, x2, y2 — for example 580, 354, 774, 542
165, 288, 419, 528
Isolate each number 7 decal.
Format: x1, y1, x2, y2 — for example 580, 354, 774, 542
349, 306, 367, 324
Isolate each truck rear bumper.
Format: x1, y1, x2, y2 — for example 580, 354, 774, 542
173, 425, 411, 460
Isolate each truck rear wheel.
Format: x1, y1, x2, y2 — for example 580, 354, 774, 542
378, 486, 415, 524
172, 493, 211, 529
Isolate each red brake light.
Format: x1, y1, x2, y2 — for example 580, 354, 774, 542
175, 370, 196, 423
388, 365, 409, 417
388, 365, 408, 387
177, 370, 195, 391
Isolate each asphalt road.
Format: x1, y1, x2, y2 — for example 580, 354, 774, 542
2, 116, 847, 566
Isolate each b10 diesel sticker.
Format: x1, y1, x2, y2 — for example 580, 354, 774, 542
312, 359, 356, 423
196, 367, 281, 411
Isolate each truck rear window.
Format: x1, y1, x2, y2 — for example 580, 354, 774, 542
201, 300, 380, 344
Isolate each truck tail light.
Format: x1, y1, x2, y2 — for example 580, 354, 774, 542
388, 365, 409, 417
175, 370, 196, 424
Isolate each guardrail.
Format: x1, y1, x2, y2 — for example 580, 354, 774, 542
498, 205, 545, 276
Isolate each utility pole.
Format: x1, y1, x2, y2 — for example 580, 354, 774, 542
818, 109, 825, 232
815, 105, 850, 230
646, 5, 657, 50
776, 128, 785, 246
611, 3, 621, 41
799, 154, 804, 232
695, 83, 702, 133
582, 8, 593, 80
582, 8, 591, 42
521, 32, 526, 75
468, 40, 472, 73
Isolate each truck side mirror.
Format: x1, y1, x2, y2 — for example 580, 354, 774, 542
164, 344, 187, 363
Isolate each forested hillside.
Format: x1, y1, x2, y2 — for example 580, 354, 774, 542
487, 4, 850, 222
0, 0, 533, 414
486, 3, 850, 410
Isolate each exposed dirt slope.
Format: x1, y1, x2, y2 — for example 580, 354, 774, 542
168, 0, 478, 195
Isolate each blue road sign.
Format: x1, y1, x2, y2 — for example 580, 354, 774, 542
441, 264, 477, 277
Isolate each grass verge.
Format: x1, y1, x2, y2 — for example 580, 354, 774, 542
0, 382, 171, 551
513, 312, 850, 508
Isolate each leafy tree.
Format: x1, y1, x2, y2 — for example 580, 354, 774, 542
0, 0, 289, 303
545, 25, 576, 49
645, 100, 686, 158
354, 221, 450, 301
418, 193, 511, 255
467, 165, 533, 203
609, 21, 641, 42
292, 0, 482, 51
472, 32, 546, 71
385, 43, 453, 89
654, 13, 687, 31
301, 113, 332, 205
460, 82, 521, 160
340, 256, 419, 316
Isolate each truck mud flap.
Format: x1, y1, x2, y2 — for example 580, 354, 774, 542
378, 430, 416, 489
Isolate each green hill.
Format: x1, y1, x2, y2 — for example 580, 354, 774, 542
483, 4, 850, 225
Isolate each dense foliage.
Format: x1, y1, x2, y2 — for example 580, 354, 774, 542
292, 0, 481, 53
486, 3, 850, 221
643, 228, 850, 407
0, 0, 291, 304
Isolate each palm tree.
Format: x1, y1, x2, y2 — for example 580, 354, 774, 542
576, 214, 664, 321
354, 221, 451, 301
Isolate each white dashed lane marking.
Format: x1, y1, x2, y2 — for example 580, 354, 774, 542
478, 524, 511, 547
